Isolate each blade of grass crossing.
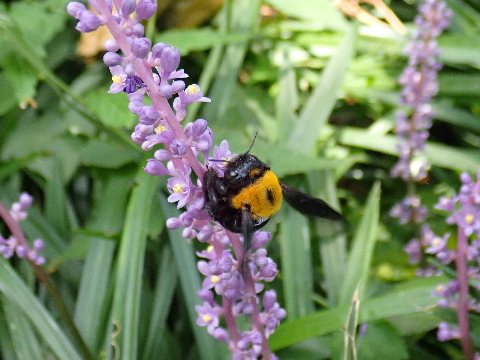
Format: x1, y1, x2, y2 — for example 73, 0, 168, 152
2, 297, 44, 359
0, 257, 82, 360
287, 24, 356, 155
339, 182, 380, 305
110, 169, 161, 360
279, 205, 315, 320
141, 245, 177, 360
269, 276, 446, 350
309, 170, 346, 307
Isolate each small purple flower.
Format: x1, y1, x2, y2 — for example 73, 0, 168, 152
437, 322, 460, 341
10, 192, 33, 221
195, 302, 222, 334
167, 169, 193, 209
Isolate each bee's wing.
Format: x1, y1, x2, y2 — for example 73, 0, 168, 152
241, 207, 255, 254
280, 182, 344, 221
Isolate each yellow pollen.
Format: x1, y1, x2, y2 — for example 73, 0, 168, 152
172, 183, 183, 193
432, 238, 441, 247
207, 245, 214, 252
202, 314, 212, 322
186, 85, 198, 95
436, 284, 445, 291
112, 75, 123, 84
211, 275, 220, 283
155, 125, 167, 134
465, 214, 474, 224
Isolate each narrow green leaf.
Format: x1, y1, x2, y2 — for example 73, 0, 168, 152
269, 276, 447, 350
2, 297, 44, 360
356, 320, 408, 360
202, 0, 261, 122
287, 24, 356, 155
160, 196, 225, 360
0, 257, 82, 360
276, 44, 299, 144
339, 127, 480, 173
279, 205, 314, 320
141, 246, 177, 360
339, 182, 380, 305
74, 238, 115, 353
45, 159, 70, 238
265, 0, 347, 29
110, 169, 162, 360
306, 169, 346, 307
154, 28, 250, 54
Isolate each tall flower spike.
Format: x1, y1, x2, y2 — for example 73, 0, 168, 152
67, 0, 285, 358
391, 0, 451, 226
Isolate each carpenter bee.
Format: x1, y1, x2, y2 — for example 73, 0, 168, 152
203, 137, 344, 253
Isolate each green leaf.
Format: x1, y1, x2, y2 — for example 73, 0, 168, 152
269, 276, 447, 350
78, 139, 139, 168
338, 127, 480, 173
45, 160, 70, 238
356, 320, 408, 360
74, 173, 134, 352
0, 257, 82, 360
279, 204, 315, 320
265, 0, 347, 29
160, 196, 225, 360
109, 169, 161, 360
339, 182, 380, 305
141, 246, 177, 360
83, 89, 137, 129
2, 297, 44, 360
309, 170, 347, 307
287, 24, 356, 155
202, 0, 261, 122
155, 28, 250, 54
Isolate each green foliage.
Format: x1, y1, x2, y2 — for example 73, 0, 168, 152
1, 0, 480, 359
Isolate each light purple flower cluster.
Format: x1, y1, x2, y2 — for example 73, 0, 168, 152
405, 172, 480, 351
68, 1, 285, 357
391, 0, 452, 182
0, 192, 45, 265
390, 0, 452, 224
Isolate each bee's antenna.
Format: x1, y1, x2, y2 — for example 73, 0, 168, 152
245, 131, 258, 155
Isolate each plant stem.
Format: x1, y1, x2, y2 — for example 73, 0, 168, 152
455, 227, 474, 360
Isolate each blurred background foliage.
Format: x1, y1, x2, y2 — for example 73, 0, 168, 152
0, 0, 479, 359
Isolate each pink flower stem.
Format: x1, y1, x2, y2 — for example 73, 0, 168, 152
455, 227, 474, 360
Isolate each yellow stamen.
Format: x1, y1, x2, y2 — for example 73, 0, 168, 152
155, 125, 167, 134
202, 314, 212, 323
112, 75, 123, 84
436, 284, 445, 291
172, 184, 183, 193
186, 85, 198, 95
465, 214, 474, 224
211, 275, 220, 283
207, 245, 214, 253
